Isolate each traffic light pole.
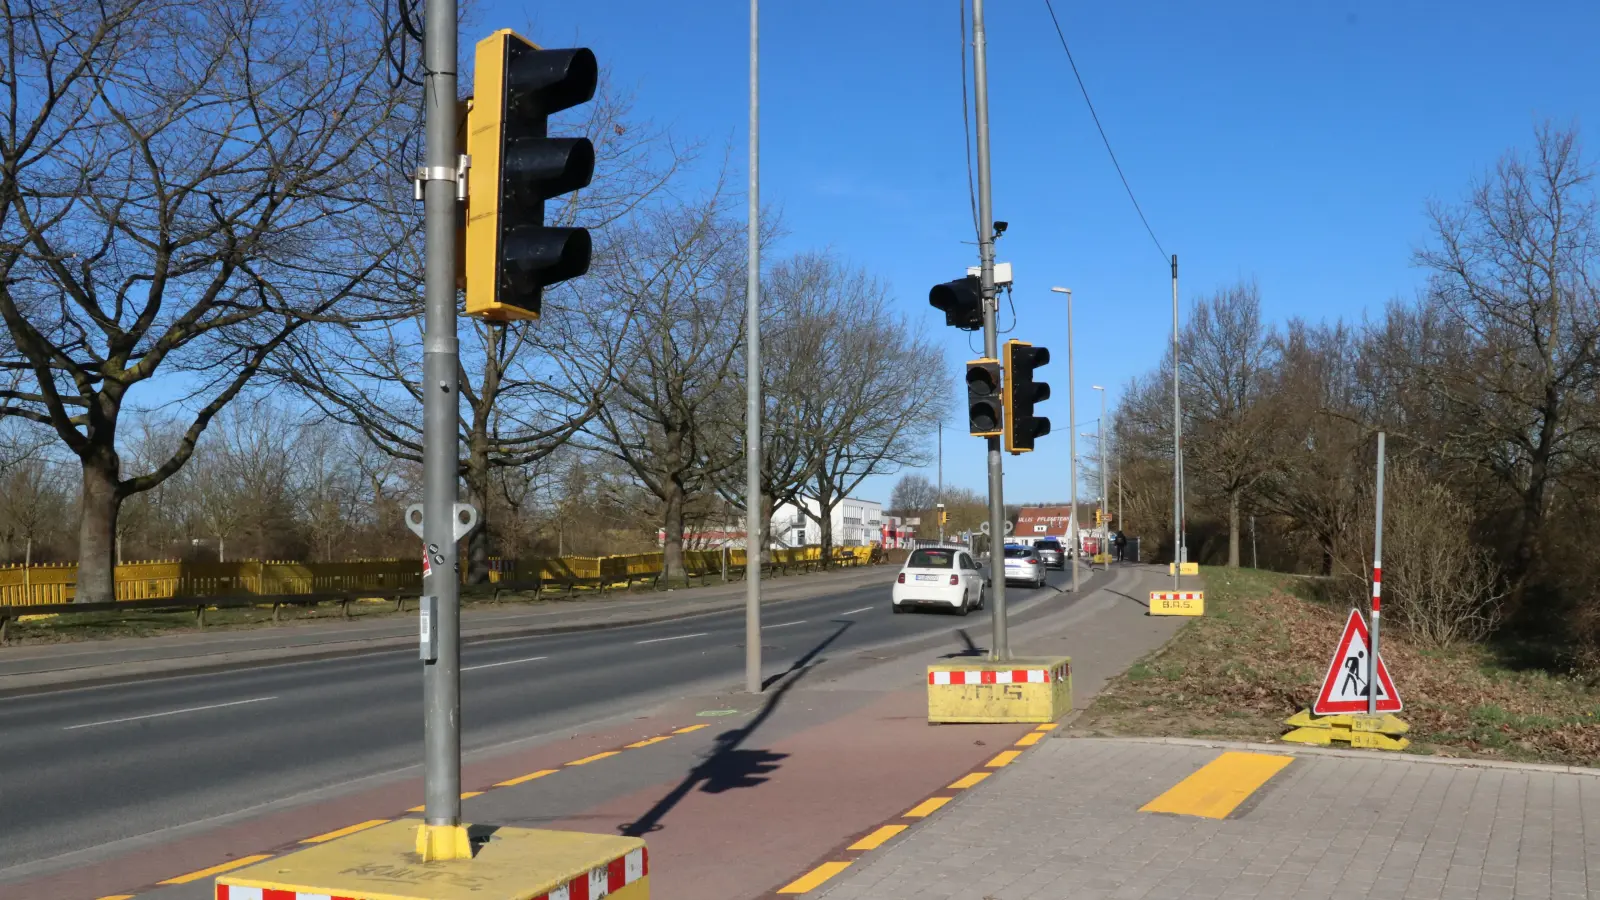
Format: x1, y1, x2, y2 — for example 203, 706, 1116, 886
415, 0, 469, 858
971, 0, 1008, 662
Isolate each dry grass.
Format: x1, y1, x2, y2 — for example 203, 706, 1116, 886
1074, 568, 1600, 766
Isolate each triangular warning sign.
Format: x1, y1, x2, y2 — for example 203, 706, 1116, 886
1313, 608, 1402, 715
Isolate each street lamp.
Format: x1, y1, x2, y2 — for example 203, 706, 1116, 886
1050, 286, 1078, 593
1092, 385, 1106, 568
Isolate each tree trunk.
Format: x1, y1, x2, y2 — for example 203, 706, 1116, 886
465, 430, 492, 585
816, 481, 835, 567
77, 450, 123, 604
758, 494, 775, 566
662, 476, 687, 581
1227, 489, 1241, 568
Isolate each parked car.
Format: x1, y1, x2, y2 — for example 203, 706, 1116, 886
892, 547, 987, 615
1002, 543, 1046, 589
1034, 537, 1065, 570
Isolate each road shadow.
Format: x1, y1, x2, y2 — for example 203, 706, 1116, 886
618, 619, 854, 837
1109, 588, 1149, 609
939, 628, 987, 659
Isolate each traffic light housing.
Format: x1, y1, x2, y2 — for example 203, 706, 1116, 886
1003, 339, 1051, 453
465, 30, 597, 321
1095, 509, 1105, 526
929, 275, 983, 330
966, 359, 1003, 437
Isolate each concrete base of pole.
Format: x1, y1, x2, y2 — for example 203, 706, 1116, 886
216, 819, 648, 899
415, 821, 473, 861
927, 657, 1072, 724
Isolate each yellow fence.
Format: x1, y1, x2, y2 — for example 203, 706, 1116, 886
0, 544, 875, 608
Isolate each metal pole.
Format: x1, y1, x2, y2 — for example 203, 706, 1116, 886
937, 428, 944, 544
1251, 514, 1257, 569
421, 0, 462, 831
1067, 292, 1079, 593
743, 0, 764, 695
1171, 254, 1181, 589
972, 0, 1007, 661
1369, 432, 1386, 715
1098, 387, 1107, 570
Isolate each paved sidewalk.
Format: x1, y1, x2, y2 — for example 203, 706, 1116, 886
0, 565, 895, 692
812, 736, 1600, 900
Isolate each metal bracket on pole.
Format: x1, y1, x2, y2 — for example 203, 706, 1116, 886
405, 503, 426, 539
452, 503, 479, 541
412, 155, 471, 202
419, 595, 438, 661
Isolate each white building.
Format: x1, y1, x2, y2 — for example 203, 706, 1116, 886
770, 496, 884, 548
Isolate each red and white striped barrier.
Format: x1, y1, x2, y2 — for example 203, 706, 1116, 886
216, 847, 647, 900
928, 667, 1066, 685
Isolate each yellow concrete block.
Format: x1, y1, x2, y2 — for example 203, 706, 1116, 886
1148, 591, 1204, 616
927, 657, 1071, 724
216, 819, 648, 900
1283, 709, 1409, 734
416, 822, 472, 861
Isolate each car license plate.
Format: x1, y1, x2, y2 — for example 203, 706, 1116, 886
916, 574, 939, 581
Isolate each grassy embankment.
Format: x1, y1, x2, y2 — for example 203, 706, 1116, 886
1074, 567, 1599, 766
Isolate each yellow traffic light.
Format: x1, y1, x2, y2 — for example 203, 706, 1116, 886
465, 30, 597, 321
1002, 339, 1051, 453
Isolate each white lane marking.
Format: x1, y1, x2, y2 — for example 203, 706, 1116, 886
63, 696, 278, 730
762, 620, 807, 630
462, 655, 549, 672
634, 632, 710, 645
840, 606, 874, 616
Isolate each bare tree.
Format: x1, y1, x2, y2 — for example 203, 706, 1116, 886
591, 187, 746, 581
1414, 124, 1600, 608
1180, 281, 1281, 567
889, 473, 939, 518
789, 257, 945, 560
0, 0, 415, 600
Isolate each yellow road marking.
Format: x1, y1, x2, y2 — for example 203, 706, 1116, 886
1034, 723, 1059, 732
904, 796, 953, 818
1141, 751, 1294, 819
301, 819, 389, 843
566, 751, 621, 766
948, 772, 991, 789
495, 769, 558, 787
158, 854, 272, 884
95, 896, 136, 899
1014, 732, 1046, 747
985, 750, 1022, 768
777, 861, 852, 894
674, 724, 711, 734
848, 824, 907, 850
626, 736, 671, 748
409, 791, 482, 812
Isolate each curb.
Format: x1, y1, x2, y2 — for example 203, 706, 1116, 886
1062, 734, 1600, 779
0, 569, 895, 698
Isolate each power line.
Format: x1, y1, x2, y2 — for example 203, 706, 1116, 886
958, 0, 980, 245
1041, 0, 1167, 263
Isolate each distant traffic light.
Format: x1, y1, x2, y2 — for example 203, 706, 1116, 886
1095, 509, 1105, 526
465, 30, 597, 321
929, 275, 983, 330
966, 359, 1003, 437
1003, 339, 1051, 453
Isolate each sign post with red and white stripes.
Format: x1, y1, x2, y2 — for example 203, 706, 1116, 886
1369, 433, 1385, 716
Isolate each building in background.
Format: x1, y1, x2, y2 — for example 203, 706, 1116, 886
770, 497, 884, 548
1014, 505, 1076, 549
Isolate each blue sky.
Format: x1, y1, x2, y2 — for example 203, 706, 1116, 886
499, 0, 1600, 509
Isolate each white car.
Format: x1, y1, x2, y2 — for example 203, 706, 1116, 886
892, 547, 987, 615
1002, 544, 1047, 589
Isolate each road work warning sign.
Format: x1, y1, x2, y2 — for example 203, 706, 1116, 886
1314, 608, 1401, 715
1148, 591, 1204, 616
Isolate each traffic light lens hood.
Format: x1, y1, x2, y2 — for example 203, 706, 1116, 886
506, 47, 598, 116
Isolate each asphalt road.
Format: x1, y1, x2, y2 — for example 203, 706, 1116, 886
0, 565, 1096, 876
